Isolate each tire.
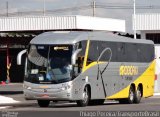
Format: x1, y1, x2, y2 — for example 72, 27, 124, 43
89, 99, 105, 105
134, 86, 142, 104
76, 86, 90, 107
37, 100, 50, 107
118, 86, 135, 104
126, 86, 135, 104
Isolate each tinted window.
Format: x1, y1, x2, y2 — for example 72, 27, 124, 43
98, 41, 117, 62
87, 41, 99, 65
137, 44, 154, 62
86, 40, 154, 63
125, 43, 138, 62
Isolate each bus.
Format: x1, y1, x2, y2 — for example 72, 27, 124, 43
17, 31, 155, 107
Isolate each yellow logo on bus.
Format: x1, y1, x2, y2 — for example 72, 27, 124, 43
119, 66, 138, 76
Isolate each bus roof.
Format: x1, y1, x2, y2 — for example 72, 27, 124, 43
30, 31, 154, 45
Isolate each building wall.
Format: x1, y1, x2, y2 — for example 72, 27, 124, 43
134, 14, 160, 31
0, 48, 26, 83
0, 16, 125, 32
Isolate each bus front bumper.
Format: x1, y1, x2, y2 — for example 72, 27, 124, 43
23, 82, 76, 101
24, 89, 75, 101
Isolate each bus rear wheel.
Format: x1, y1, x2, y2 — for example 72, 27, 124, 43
134, 86, 142, 104
37, 100, 50, 107
76, 86, 90, 107
128, 86, 135, 104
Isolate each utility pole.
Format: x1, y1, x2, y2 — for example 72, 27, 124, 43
43, 0, 45, 16
92, 0, 96, 17
6, 1, 8, 17
133, 0, 137, 39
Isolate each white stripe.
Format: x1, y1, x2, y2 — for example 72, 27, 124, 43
0, 95, 20, 104
0, 106, 10, 109
154, 93, 160, 96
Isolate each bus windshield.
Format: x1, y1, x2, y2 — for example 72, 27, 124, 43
26, 45, 73, 84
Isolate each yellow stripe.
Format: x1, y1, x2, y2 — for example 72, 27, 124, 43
83, 61, 106, 72
107, 60, 155, 99
81, 40, 106, 72
82, 40, 90, 72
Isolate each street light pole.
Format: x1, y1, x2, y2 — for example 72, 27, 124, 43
6, 1, 8, 17
43, 0, 46, 16
92, 0, 96, 17
133, 0, 137, 39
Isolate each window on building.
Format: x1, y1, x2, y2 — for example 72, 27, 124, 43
146, 33, 160, 44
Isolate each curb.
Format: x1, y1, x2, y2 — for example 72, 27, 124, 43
0, 102, 37, 107
0, 91, 23, 95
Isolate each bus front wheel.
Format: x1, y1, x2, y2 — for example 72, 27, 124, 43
37, 100, 50, 107
76, 86, 90, 107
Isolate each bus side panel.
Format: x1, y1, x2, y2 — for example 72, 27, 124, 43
72, 63, 106, 100
134, 60, 155, 97
106, 60, 155, 99
74, 62, 147, 100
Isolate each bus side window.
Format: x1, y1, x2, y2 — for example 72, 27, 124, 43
117, 43, 126, 62
76, 56, 84, 73
98, 41, 112, 62
87, 41, 98, 66
73, 41, 87, 75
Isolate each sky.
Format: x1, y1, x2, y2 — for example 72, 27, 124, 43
0, 0, 160, 33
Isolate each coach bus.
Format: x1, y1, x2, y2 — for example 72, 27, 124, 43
17, 31, 155, 107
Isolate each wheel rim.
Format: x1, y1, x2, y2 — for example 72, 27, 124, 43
137, 88, 142, 98
82, 87, 88, 103
129, 89, 134, 101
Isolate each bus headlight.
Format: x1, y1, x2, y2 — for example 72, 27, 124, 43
61, 84, 70, 90
61, 82, 72, 91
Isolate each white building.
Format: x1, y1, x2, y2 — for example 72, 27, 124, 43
0, 15, 125, 32
134, 13, 160, 43
134, 13, 160, 93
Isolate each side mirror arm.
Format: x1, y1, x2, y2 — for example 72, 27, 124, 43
71, 49, 82, 65
17, 49, 27, 65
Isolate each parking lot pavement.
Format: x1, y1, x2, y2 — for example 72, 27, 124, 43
0, 94, 37, 109
0, 83, 23, 95
0, 83, 160, 108
0, 95, 20, 104
0, 95, 20, 109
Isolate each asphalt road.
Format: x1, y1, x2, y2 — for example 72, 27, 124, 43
0, 95, 160, 117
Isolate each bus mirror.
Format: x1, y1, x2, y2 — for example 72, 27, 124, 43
72, 49, 82, 65
17, 49, 27, 65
